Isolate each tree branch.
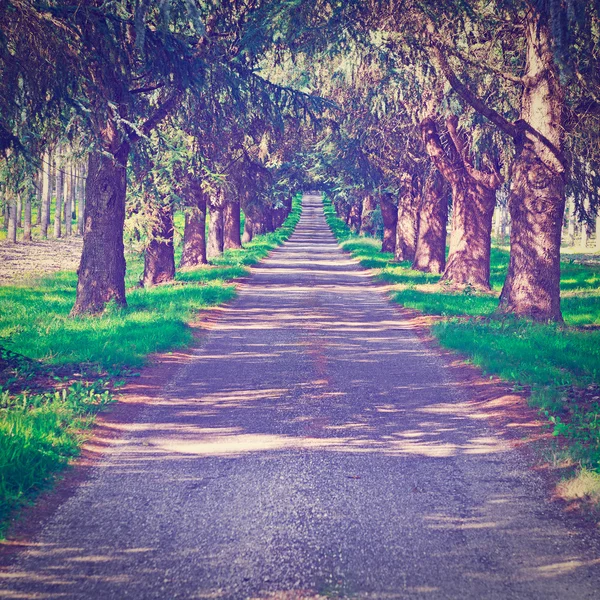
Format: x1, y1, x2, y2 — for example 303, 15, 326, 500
425, 25, 518, 139
445, 44, 525, 85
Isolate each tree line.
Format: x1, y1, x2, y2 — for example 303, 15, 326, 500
1, 0, 599, 323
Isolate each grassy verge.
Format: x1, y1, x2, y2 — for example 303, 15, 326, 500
324, 195, 600, 508
0, 195, 301, 534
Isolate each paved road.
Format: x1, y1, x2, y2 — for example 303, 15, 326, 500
1, 195, 599, 599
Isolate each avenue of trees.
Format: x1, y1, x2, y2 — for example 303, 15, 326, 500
1, 0, 599, 322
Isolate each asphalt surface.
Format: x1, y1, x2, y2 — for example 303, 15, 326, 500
1, 194, 599, 599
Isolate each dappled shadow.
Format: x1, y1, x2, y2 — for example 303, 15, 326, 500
2, 196, 599, 599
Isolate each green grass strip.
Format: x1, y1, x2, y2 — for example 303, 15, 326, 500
323, 194, 600, 473
0, 194, 302, 535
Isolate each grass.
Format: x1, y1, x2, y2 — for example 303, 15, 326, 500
323, 195, 600, 499
0, 194, 301, 534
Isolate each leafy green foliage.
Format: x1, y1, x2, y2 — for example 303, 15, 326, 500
0, 379, 113, 534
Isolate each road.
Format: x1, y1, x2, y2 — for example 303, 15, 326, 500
1, 194, 599, 599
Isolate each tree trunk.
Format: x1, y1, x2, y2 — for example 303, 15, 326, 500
395, 173, 418, 262
71, 147, 129, 315
180, 182, 208, 268
379, 194, 397, 254
347, 198, 362, 233
360, 193, 378, 236
35, 170, 42, 225
421, 117, 500, 288
40, 150, 52, 239
207, 195, 224, 259
16, 193, 22, 228
65, 163, 74, 236
23, 195, 32, 241
53, 166, 63, 238
223, 195, 242, 250
497, 13, 566, 321
596, 212, 600, 251
579, 197, 590, 251
334, 198, 350, 222
142, 202, 175, 287
252, 203, 268, 236
242, 207, 254, 244
566, 196, 576, 245
264, 204, 275, 233
412, 168, 448, 274
78, 162, 86, 236
7, 193, 17, 243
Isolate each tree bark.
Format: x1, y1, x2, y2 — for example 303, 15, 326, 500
347, 197, 362, 233
40, 150, 52, 239
207, 194, 224, 259
334, 198, 350, 222
379, 194, 397, 254
566, 196, 576, 245
142, 202, 175, 287
23, 195, 32, 241
360, 193, 378, 236
421, 117, 500, 288
223, 194, 242, 250
596, 212, 600, 251
180, 181, 208, 268
53, 166, 63, 238
412, 168, 448, 274
16, 193, 22, 228
242, 207, 254, 244
395, 173, 418, 262
65, 163, 73, 236
35, 170, 42, 225
252, 203, 269, 236
7, 193, 17, 243
78, 162, 86, 236
497, 12, 566, 321
264, 204, 275, 233
71, 147, 128, 315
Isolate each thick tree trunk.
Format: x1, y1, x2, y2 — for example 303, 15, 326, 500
421, 117, 500, 288
412, 168, 448, 274
23, 196, 32, 241
180, 183, 208, 268
442, 178, 495, 289
142, 203, 175, 287
395, 174, 418, 262
596, 212, 600, 251
71, 147, 128, 315
347, 198, 362, 233
207, 196, 224, 259
40, 150, 52, 239
497, 13, 566, 321
360, 193, 378, 236
379, 194, 397, 254
53, 167, 63, 238
223, 195, 242, 250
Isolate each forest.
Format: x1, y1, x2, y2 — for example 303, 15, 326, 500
1, 0, 600, 532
